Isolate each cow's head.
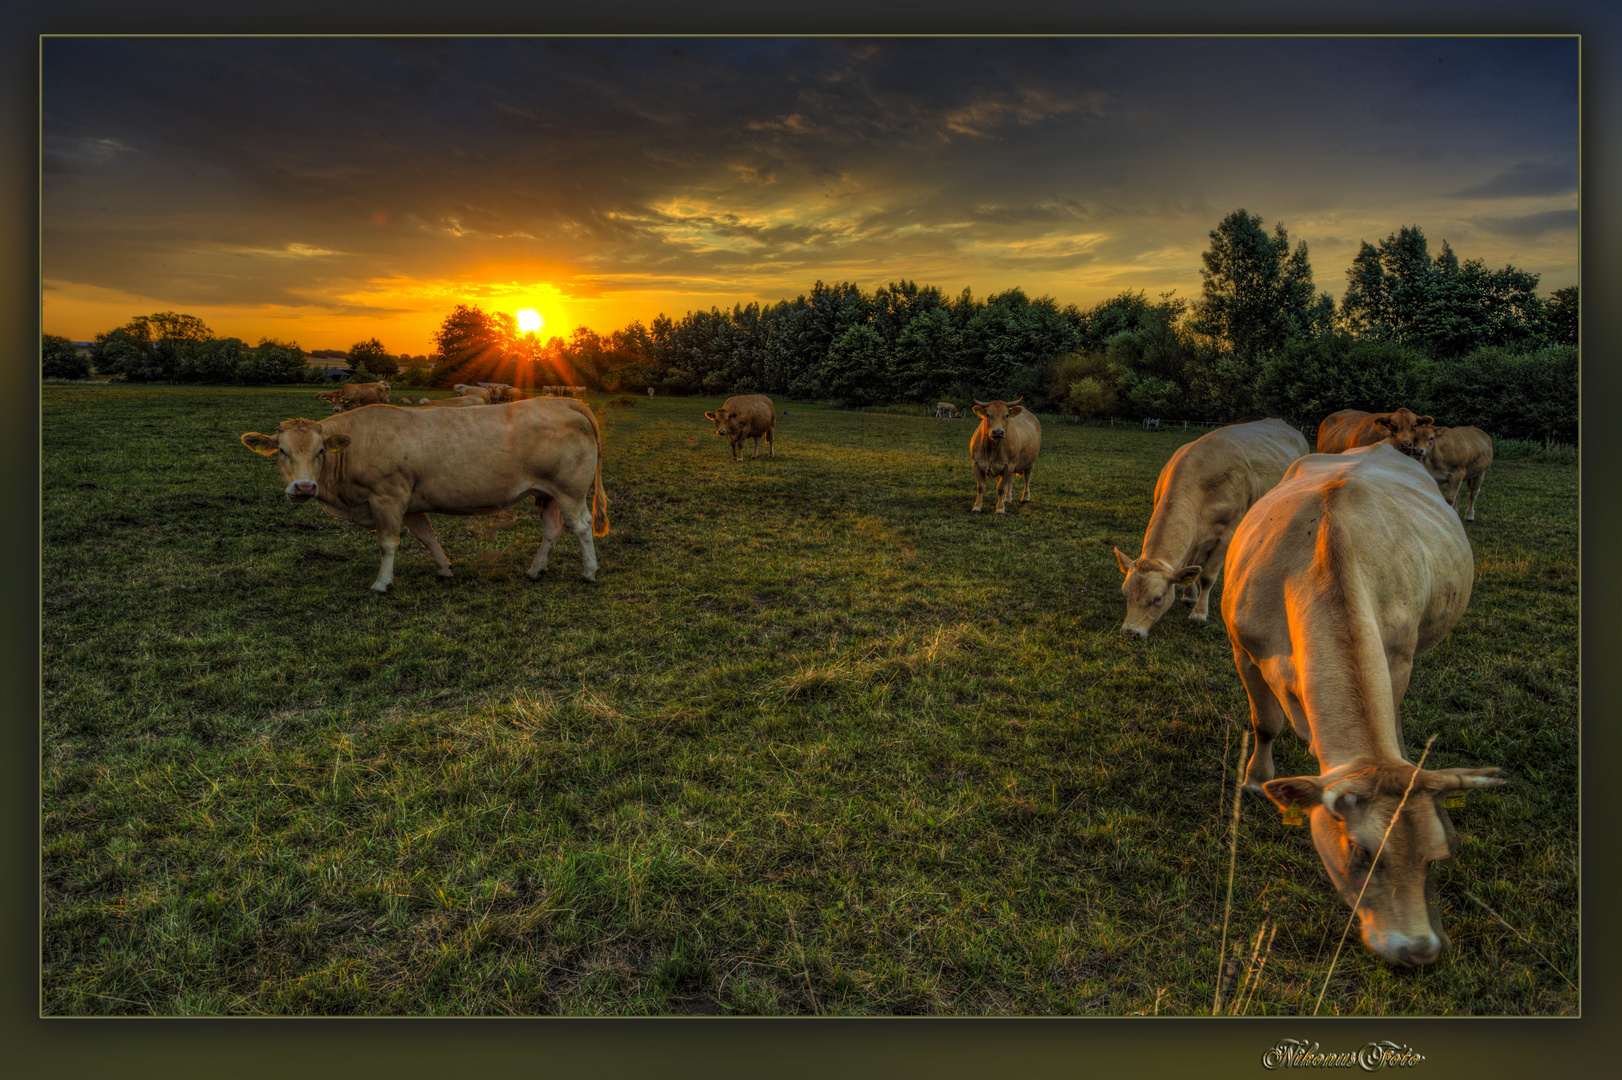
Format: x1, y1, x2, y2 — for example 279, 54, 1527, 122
1114, 548, 1200, 639
705, 407, 744, 440
1264, 764, 1507, 966
1374, 408, 1435, 458
972, 398, 1024, 439
241, 419, 351, 501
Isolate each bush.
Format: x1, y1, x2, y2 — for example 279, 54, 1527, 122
42, 335, 90, 380
236, 341, 307, 385
179, 337, 245, 383
1428, 345, 1577, 443
1256, 335, 1433, 427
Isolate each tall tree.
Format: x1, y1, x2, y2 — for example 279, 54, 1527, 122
348, 337, 398, 378
432, 305, 517, 387
1546, 285, 1578, 346
41, 334, 90, 380
1191, 210, 1327, 358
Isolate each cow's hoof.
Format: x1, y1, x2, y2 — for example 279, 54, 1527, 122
579, 573, 597, 584
369, 584, 389, 594
1190, 612, 1209, 624
995, 508, 1006, 515
527, 568, 545, 580
971, 506, 982, 513
437, 569, 454, 579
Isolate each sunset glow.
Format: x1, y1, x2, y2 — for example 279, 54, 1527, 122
516, 309, 543, 334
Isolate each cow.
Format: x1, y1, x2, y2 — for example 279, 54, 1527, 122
647, 387, 655, 399
453, 384, 494, 404
935, 402, 960, 419
969, 398, 1041, 513
414, 395, 484, 408
704, 394, 776, 462
1316, 407, 1434, 457
240, 396, 609, 592
480, 384, 524, 404
1114, 418, 1309, 639
322, 381, 391, 413
1221, 441, 1504, 967
1143, 417, 1161, 430
1422, 425, 1494, 522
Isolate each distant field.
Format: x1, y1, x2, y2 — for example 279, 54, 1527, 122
40, 385, 1578, 1016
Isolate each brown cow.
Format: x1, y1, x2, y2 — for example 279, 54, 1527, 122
704, 394, 776, 462
969, 398, 1041, 513
1114, 418, 1308, 638
1422, 425, 1494, 522
241, 397, 609, 592
1315, 407, 1434, 457
935, 402, 960, 419
1221, 442, 1504, 966
322, 381, 391, 413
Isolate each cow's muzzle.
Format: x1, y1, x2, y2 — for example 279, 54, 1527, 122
990, 429, 1006, 439
285, 480, 319, 500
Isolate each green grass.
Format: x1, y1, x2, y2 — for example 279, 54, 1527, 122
41, 385, 1578, 1016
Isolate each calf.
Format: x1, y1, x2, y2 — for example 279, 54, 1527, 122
969, 398, 1041, 513
241, 397, 609, 592
1422, 426, 1494, 522
1222, 442, 1504, 966
1114, 418, 1308, 638
704, 394, 776, 462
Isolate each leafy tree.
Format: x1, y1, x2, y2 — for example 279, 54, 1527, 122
1546, 285, 1578, 346
348, 337, 398, 378
820, 323, 892, 406
90, 326, 162, 381
236, 337, 307, 385
1191, 210, 1329, 359
41, 334, 89, 380
1046, 351, 1117, 418
432, 305, 518, 387
1429, 344, 1577, 443
180, 337, 245, 383
1341, 226, 1434, 342
892, 306, 966, 402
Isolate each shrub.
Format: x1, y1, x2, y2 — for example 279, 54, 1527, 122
1428, 345, 1577, 443
42, 335, 90, 380
1256, 335, 1433, 427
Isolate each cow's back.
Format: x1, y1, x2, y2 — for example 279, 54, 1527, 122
1315, 409, 1376, 454
1225, 444, 1473, 660
723, 394, 775, 435
1156, 418, 1307, 511
1428, 426, 1493, 477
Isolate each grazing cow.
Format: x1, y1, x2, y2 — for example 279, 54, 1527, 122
969, 398, 1041, 513
240, 396, 609, 592
1143, 417, 1161, 430
415, 395, 485, 408
1316, 407, 1434, 457
1114, 418, 1308, 639
479, 384, 524, 404
704, 394, 776, 462
323, 381, 391, 412
453, 384, 494, 404
935, 402, 960, 419
1422, 425, 1494, 522
1221, 442, 1503, 966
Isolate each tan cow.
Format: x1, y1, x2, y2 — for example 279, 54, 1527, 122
415, 395, 484, 408
1422, 426, 1494, 522
1316, 407, 1434, 457
453, 384, 494, 404
1114, 418, 1308, 638
1221, 442, 1504, 966
704, 394, 776, 462
241, 397, 609, 592
935, 402, 960, 419
969, 398, 1041, 513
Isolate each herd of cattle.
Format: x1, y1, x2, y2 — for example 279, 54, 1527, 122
241, 384, 1505, 969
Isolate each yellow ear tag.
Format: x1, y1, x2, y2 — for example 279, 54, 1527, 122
1443, 791, 1467, 810
1282, 806, 1304, 826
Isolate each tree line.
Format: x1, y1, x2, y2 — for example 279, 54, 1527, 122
44, 208, 1578, 443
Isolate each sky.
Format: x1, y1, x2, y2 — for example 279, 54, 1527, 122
41, 36, 1579, 356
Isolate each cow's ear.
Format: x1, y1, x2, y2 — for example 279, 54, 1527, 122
1374, 415, 1395, 430
972, 404, 987, 419
1114, 547, 1135, 575
1172, 565, 1202, 583
1418, 415, 1434, 426
704, 411, 718, 422
324, 434, 352, 453
1263, 776, 1323, 812
241, 432, 279, 455
1005, 405, 1024, 417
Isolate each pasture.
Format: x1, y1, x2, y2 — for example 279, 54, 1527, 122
40, 385, 1578, 1016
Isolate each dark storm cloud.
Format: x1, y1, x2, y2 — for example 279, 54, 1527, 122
42, 35, 1578, 316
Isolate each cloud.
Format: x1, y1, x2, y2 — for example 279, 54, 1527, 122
1453, 162, 1577, 199
1472, 209, 1578, 238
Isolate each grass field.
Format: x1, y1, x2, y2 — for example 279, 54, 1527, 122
40, 385, 1579, 1016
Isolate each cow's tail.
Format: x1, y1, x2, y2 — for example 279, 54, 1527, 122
583, 402, 610, 537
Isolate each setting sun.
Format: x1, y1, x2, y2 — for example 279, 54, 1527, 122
516, 308, 543, 334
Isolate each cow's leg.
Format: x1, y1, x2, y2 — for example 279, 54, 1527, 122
1463, 474, 1484, 521
1019, 462, 1033, 503
1445, 473, 1464, 508
731, 439, 743, 463
1234, 647, 1290, 793
403, 513, 454, 578
1190, 535, 1230, 624
560, 494, 599, 582
368, 502, 406, 593
971, 464, 987, 512
765, 428, 774, 458
526, 496, 564, 578
751, 435, 761, 460
993, 469, 1008, 513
